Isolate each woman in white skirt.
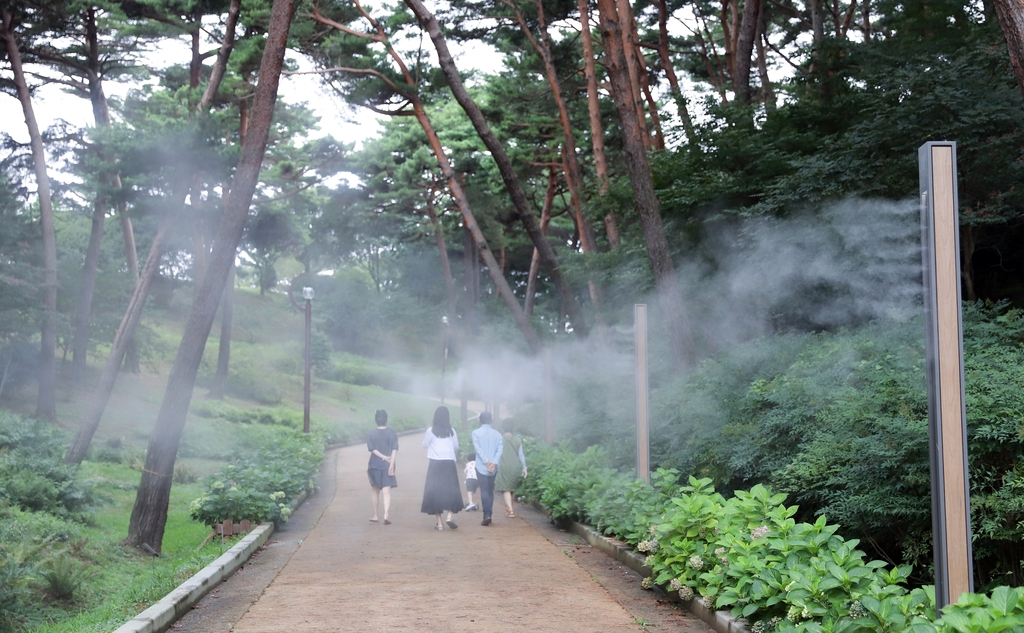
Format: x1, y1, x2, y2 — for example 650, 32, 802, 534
420, 406, 464, 530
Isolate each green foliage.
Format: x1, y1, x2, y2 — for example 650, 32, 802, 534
521, 446, 1024, 632
189, 429, 323, 527
321, 353, 405, 390
0, 412, 96, 519
647, 303, 1024, 587
39, 554, 95, 602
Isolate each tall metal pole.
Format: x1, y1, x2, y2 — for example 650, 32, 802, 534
302, 287, 313, 434
919, 141, 973, 609
635, 304, 650, 484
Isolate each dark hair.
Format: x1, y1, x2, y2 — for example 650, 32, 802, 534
479, 411, 492, 425
375, 409, 388, 426
466, 452, 476, 461
431, 406, 454, 438
502, 418, 515, 433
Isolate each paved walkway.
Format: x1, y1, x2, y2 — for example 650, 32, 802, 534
172, 437, 710, 632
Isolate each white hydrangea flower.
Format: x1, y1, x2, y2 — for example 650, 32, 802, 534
688, 555, 704, 570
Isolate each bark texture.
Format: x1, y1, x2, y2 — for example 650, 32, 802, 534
126, 0, 296, 551
208, 262, 235, 399
72, 7, 112, 381
995, 0, 1024, 102
734, 0, 761, 103
595, 0, 695, 366
2, 8, 58, 420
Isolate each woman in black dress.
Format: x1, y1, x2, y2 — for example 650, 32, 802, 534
367, 409, 398, 524
420, 407, 464, 530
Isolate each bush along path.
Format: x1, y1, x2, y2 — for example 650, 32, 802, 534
517, 442, 1024, 632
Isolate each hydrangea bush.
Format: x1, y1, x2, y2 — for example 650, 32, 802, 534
517, 443, 1024, 632
190, 430, 323, 528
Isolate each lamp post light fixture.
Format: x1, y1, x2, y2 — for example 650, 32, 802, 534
441, 315, 449, 404
302, 287, 313, 434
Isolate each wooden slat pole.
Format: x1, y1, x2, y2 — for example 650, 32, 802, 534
919, 141, 974, 609
635, 304, 650, 484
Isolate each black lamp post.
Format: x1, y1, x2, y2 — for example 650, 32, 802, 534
302, 286, 313, 434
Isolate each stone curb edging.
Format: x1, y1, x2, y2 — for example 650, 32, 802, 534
111, 522, 275, 633
112, 489, 309, 633
531, 503, 751, 633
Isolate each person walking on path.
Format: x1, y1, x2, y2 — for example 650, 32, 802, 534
463, 452, 479, 511
367, 409, 398, 524
495, 419, 527, 518
471, 411, 503, 526
420, 406, 464, 530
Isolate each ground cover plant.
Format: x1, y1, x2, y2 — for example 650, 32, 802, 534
0, 410, 222, 633
518, 445, 1024, 632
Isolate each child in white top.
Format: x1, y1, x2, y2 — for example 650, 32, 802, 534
464, 452, 479, 511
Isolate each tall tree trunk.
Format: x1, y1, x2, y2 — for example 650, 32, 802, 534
734, 0, 761, 103
595, 0, 695, 366
578, 0, 620, 248
72, 194, 105, 381
72, 7, 112, 382
2, 9, 58, 421
639, 71, 666, 149
426, 190, 458, 324
810, 0, 825, 73
615, 0, 650, 149
200, 0, 245, 387
463, 227, 479, 337
65, 202, 184, 465
404, 0, 589, 340
994, 0, 1024, 102
410, 99, 542, 352
525, 170, 556, 316
756, 7, 775, 110
117, 189, 142, 374
511, 0, 597, 256
126, 0, 297, 552
199, 0, 242, 111
655, 0, 696, 144
208, 261, 235, 399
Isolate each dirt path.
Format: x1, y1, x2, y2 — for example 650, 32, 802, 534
172, 438, 710, 632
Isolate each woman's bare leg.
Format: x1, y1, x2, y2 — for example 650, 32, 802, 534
503, 490, 514, 513
370, 486, 381, 521
381, 486, 392, 521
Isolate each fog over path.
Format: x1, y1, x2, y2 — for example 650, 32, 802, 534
172, 439, 711, 632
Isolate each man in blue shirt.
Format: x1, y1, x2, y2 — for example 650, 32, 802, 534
471, 411, 503, 525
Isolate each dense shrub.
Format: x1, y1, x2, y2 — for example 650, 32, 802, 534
0, 412, 96, 519
190, 429, 323, 527
520, 444, 1024, 632
645, 302, 1024, 587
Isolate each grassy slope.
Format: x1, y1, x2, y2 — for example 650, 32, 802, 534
5, 286, 438, 632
